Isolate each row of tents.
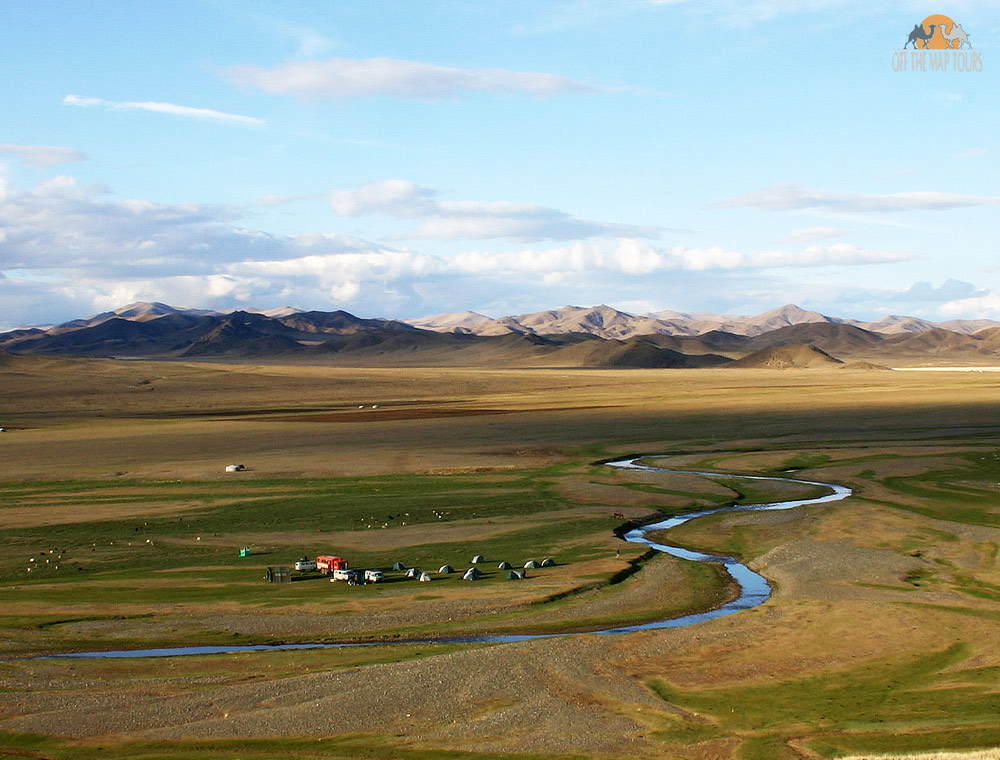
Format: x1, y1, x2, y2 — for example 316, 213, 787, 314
392, 556, 556, 582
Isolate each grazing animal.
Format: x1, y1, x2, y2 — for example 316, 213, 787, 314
613, 511, 625, 520
905, 22, 936, 49
940, 22, 971, 48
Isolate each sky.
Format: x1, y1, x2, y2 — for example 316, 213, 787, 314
1, 0, 999, 330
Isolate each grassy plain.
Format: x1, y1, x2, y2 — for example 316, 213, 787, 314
1, 355, 1000, 759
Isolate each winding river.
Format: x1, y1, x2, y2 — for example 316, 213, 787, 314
49, 456, 851, 659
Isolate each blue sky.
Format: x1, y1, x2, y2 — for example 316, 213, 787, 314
1, 0, 998, 329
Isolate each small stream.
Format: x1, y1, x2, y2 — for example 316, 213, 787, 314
48, 456, 851, 659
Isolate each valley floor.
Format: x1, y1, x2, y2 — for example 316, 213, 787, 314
2, 359, 1000, 759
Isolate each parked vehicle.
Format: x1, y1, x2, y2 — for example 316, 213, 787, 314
316, 555, 348, 574
363, 569, 384, 583
294, 558, 317, 572
331, 568, 357, 582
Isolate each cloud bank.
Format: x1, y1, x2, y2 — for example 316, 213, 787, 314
327, 180, 661, 241
224, 57, 609, 99
0, 173, 932, 329
715, 183, 1000, 213
0, 144, 87, 168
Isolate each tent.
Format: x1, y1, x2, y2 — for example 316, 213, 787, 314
438, 565, 455, 574
463, 567, 481, 580
418, 572, 433, 582
540, 558, 556, 567
405, 567, 421, 578
265, 566, 290, 583
471, 554, 485, 564
523, 560, 539, 569
497, 561, 512, 569
506, 570, 524, 580
392, 561, 407, 571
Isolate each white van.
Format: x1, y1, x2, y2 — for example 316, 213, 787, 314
332, 568, 357, 582
294, 558, 317, 572
364, 569, 384, 583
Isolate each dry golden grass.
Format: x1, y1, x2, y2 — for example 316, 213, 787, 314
840, 751, 1000, 760
4, 356, 1000, 482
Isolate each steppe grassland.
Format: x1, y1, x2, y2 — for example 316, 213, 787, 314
1, 357, 1000, 759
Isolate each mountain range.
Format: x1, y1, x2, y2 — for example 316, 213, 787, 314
2, 301, 999, 369
407, 303, 997, 339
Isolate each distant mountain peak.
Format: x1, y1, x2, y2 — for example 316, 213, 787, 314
243, 306, 303, 318
111, 302, 222, 320
114, 301, 175, 315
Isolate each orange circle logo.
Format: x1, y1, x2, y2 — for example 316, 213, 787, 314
907, 15, 970, 49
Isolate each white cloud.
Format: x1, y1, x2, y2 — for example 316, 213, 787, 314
328, 180, 436, 216
0, 144, 86, 168
452, 240, 912, 275
1, 173, 908, 284
0, 173, 444, 322
224, 57, 610, 99
896, 279, 986, 303
63, 94, 265, 128
0, 174, 377, 274
938, 292, 1000, 320
715, 183, 1000, 213
327, 180, 660, 241
748, 243, 913, 267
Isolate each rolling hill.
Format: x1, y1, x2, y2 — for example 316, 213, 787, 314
743, 323, 885, 354
4, 301, 1000, 369
730, 344, 845, 369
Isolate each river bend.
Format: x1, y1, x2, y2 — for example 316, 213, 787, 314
50, 456, 851, 658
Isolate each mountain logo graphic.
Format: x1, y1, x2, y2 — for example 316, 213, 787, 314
905, 15, 972, 49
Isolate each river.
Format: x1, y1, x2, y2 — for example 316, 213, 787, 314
48, 456, 851, 659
